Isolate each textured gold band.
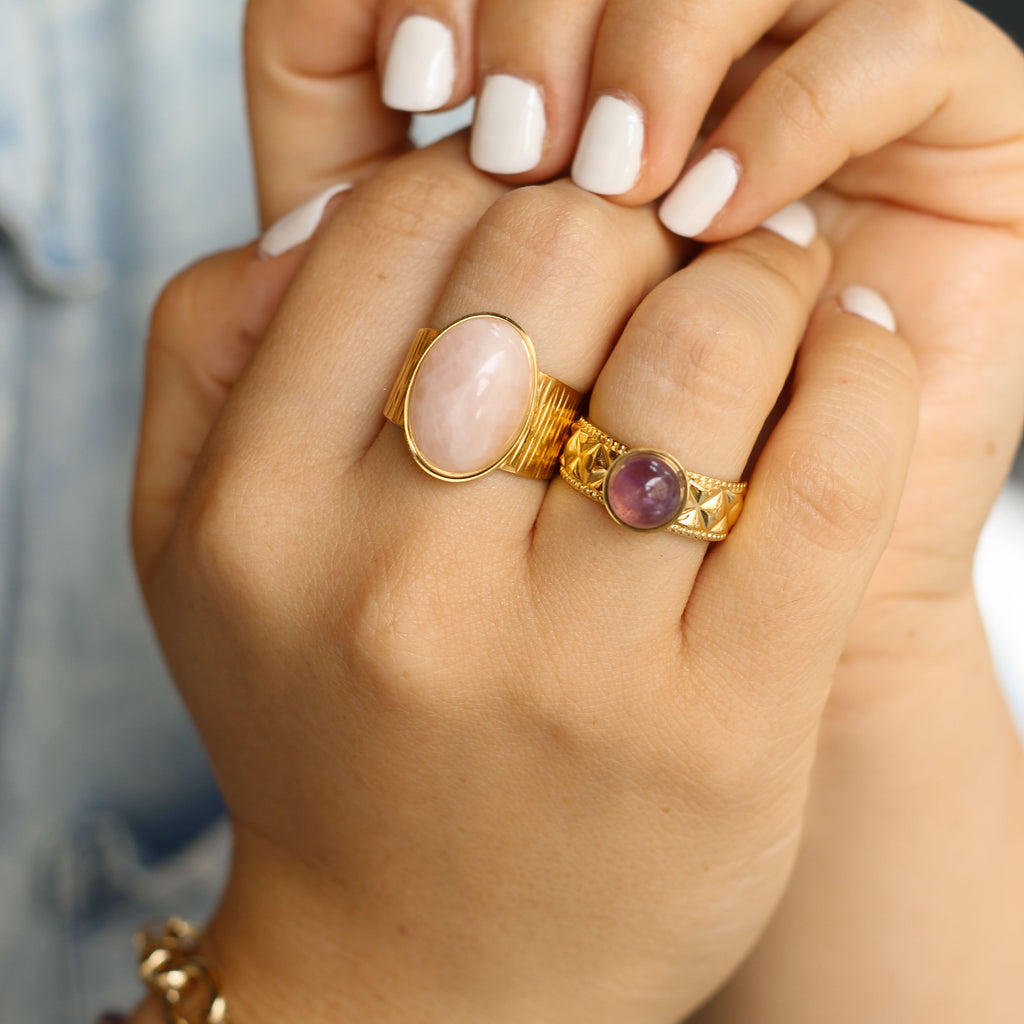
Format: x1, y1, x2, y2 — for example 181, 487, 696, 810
560, 418, 747, 540
384, 321, 582, 481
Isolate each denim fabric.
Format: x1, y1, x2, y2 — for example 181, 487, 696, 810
0, 2, 252, 1020
0, 3, 1020, 1024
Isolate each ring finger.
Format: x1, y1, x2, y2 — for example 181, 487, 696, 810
537, 205, 830, 622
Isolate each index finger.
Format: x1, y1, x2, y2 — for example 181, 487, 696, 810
245, 0, 410, 226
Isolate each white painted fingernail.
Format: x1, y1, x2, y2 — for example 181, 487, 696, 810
382, 15, 456, 112
658, 149, 740, 238
259, 183, 353, 259
571, 95, 644, 196
840, 285, 897, 332
760, 200, 817, 248
470, 75, 546, 175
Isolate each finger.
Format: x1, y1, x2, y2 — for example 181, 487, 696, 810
187, 137, 507, 525
570, 0, 790, 201
567, 0, 844, 199
684, 294, 919, 731
468, 0, 605, 180
536, 206, 829, 621
360, 179, 684, 551
133, 243, 306, 581
812, 193, 1024, 607
377, 1, 476, 113
245, 0, 409, 226
659, 0, 1024, 239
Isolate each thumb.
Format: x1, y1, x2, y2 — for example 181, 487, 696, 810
245, 0, 410, 226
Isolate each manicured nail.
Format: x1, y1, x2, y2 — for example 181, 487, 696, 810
382, 15, 456, 112
840, 285, 897, 332
470, 75, 546, 175
571, 95, 644, 196
259, 183, 353, 259
760, 200, 817, 248
658, 149, 740, 238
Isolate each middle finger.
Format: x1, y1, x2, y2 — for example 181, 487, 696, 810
367, 177, 684, 556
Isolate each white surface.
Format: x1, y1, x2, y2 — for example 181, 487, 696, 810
471, 75, 546, 175
572, 95, 645, 196
382, 15, 456, 113
658, 148, 740, 238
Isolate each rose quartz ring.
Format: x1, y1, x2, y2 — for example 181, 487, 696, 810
384, 314, 582, 481
560, 418, 747, 540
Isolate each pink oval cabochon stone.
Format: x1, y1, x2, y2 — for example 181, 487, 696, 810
407, 317, 534, 476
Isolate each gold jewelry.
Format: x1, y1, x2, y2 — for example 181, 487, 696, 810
135, 917, 228, 1024
560, 418, 746, 540
384, 313, 582, 481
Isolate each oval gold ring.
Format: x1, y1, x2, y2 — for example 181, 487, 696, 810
384, 313, 582, 482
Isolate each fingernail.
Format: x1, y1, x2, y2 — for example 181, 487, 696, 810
839, 285, 897, 332
470, 75, 546, 175
571, 95, 644, 196
760, 200, 817, 248
382, 15, 456, 112
259, 183, 353, 259
658, 149, 740, 238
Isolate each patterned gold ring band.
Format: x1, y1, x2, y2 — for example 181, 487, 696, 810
384, 314, 582, 481
559, 418, 747, 540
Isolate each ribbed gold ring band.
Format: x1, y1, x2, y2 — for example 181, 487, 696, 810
559, 418, 747, 540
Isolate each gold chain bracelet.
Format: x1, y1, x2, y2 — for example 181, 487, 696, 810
134, 917, 229, 1024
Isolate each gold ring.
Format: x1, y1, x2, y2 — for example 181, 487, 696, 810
559, 418, 746, 540
384, 314, 582, 481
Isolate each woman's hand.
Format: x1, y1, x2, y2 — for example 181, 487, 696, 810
132, 136, 918, 1023
362, 0, 1024, 242
691, 146, 1024, 1024
688, 16, 1024, 1021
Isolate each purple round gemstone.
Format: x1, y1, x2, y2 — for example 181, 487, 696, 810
605, 450, 682, 530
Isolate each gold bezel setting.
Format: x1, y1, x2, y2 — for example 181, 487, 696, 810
385, 314, 582, 482
602, 447, 689, 532
559, 418, 747, 540
402, 313, 538, 483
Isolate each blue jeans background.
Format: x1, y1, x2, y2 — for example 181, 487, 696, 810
0, 2, 1020, 1022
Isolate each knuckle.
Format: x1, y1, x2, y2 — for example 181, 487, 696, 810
149, 263, 205, 352
339, 544, 506, 707
352, 150, 494, 245
471, 185, 614, 291
760, 56, 835, 141
174, 469, 258, 600
871, 0, 950, 57
342, 553, 444, 689
173, 460, 300, 614
628, 288, 775, 419
774, 438, 889, 554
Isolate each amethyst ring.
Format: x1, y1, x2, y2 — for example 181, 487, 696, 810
384, 314, 582, 481
559, 418, 746, 540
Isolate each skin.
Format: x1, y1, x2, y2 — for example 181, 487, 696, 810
129, 0, 1024, 1019
133, 135, 921, 1024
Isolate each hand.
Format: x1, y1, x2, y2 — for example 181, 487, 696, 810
692, 26, 1024, 1024
132, 134, 919, 1022
365, 0, 1024, 244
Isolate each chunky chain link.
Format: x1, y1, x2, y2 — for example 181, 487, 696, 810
135, 918, 229, 1024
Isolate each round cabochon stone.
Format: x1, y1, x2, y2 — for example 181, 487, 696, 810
605, 450, 682, 530
407, 316, 534, 477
